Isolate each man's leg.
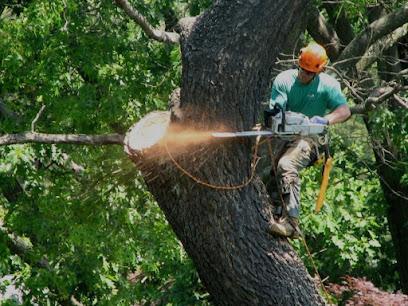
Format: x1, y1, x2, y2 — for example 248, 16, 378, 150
264, 139, 288, 215
269, 138, 318, 238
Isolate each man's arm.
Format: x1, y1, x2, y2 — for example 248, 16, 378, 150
325, 104, 351, 125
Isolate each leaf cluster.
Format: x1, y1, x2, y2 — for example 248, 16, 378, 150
293, 118, 399, 290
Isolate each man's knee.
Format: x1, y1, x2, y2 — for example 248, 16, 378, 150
279, 176, 300, 194
277, 156, 297, 177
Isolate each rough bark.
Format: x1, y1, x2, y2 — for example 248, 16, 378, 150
351, 5, 408, 294
365, 6, 408, 292
376, 150, 408, 293
128, 1, 325, 305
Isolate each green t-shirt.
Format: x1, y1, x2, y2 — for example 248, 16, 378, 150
269, 69, 347, 117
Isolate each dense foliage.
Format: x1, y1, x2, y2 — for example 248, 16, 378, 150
295, 119, 398, 290
0, 0, 209, 304
0, 0, 406, 304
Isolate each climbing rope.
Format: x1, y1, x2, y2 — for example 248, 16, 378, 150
300, 235, 333, 302
164, 131, 332, 301
164, 134, 262, 190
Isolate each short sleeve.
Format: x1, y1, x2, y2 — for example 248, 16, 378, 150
269, 79, 288, 110
326, 80, 347, 111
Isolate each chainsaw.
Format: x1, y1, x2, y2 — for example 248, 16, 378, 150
211, 107, 332, 213
211, 107, 328, 140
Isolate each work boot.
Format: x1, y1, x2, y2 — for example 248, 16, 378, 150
269, 217, 302, 239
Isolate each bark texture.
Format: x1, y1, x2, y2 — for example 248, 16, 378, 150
130, 1, 325, 305
377, 152, 408, 293
365, 7, 408, 293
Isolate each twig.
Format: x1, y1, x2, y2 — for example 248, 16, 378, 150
393, 94, 408, 109
61, 0, 69, 32
333, 55, 373, 67
31, 105, 46, 132
114, 0, 180, 44
70, 296, 85, 306
325, 66, 365, 104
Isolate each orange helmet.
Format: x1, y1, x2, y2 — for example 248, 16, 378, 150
298, 42, 328, 73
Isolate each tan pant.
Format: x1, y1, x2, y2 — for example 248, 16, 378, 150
274, 138, 319, 218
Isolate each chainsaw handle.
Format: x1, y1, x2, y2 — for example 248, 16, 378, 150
264, 104, 284, 129
274, 104, 285, 132
280, 106, 285, 132
263, 110, 274, 128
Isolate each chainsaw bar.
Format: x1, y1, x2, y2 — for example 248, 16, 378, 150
211, 130, 321, 138
212, 131, 282, 138
211, 131, 274, 138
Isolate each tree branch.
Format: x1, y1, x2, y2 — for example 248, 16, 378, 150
335, 4, 408, 72
31, 105, 46, 132
350, 84, 401, 114
0, 219, 50, 269
114, 0, 180, 44
356, 23, 408, 72
323, 1, 354, 46
393, 94, 408, 109
0, 132, 124, 146
306, 6, 342, 60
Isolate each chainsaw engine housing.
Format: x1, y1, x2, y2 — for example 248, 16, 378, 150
270, 111, 326, 136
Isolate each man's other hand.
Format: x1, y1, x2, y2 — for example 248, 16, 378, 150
310, 116, 329, 125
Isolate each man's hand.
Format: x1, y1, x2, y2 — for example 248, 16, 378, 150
310, 116, 329, 125
325, 104, 351, 125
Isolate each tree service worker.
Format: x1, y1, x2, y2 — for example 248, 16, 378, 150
268, 42, 351, 238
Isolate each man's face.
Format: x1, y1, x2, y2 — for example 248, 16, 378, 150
298, 67, 316, 84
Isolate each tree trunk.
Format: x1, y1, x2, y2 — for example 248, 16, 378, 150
364, 6, 408, 293
128, 1, 325, 305
377, 157, 408, 293
364, 111, 408, 293
308, 1, 408, 294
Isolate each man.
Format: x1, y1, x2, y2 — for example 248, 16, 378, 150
268, 42, 351, 238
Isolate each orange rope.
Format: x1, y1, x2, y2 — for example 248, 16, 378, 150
164, 135, 262, 190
